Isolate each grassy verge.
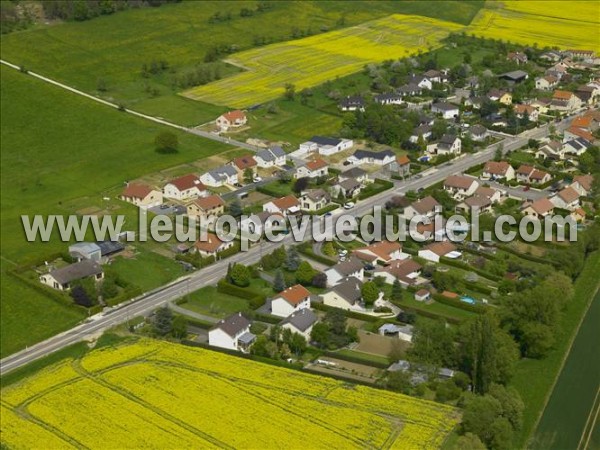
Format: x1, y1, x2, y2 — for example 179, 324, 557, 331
511, 251, 600, 448
178, 286, 249, 318
336, 349, 390, 366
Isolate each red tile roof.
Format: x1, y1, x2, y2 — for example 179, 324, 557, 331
567, 126, 594, 142
553, 90, 574, 100
423, 241, 457, 257
573, 174, 593, 192
444, 175, 476, 190
271, 195, 299, 210
484, 161, 512, 176
194, 233, 226, 253
306, 158, 328, 171
121, 183, 154, 199
168, 174, 204, 192
396, 155, 410, 165
222, 110, 246, 122
192, 194, 225, 211
232, 155, 257, 170
278, 284, 311, 305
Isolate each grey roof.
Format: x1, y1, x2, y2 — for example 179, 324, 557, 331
439, 134, 458, 146
397, 83, 421, 94
280, 308, 317, 332
209, 165, 237, 180
69, 242, 101, 256
412, 124, 432, 136
237, 331, 256, 345
96, 240, 125, 256
341, 167, 367, 178
48, 260, 103, 285
338, 178, 361, 191
565, 138, 591, 151
269, 145, 286, 157
213, 313, 251, 337
379, 323, 413, 335
256, 149, 275, 162
328, 258, 363, 278
339, 96, 364, 108
305, 189, 329, 202
375, 92, 403, 102
309, 136, 342, 146
432, 102, 458, 111
353, 149, 395, 160
499, 70, 529, 81
331, 276, 363, 304
388, 360, 411, 372
470, 124, 488, 136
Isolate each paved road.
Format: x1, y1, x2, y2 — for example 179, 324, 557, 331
169, 303, 219, 323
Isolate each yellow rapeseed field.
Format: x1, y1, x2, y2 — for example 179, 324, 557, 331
183, 14, 463, 108
467, 1, 600, 52
1, 339, 459, 449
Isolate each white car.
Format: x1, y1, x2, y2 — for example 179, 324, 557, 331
343, 202, 355, 209
253, 176, 262, 182
338, 249, 348, 257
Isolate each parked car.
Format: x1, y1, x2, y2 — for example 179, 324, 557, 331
338, 249, 348, 257
343, 202, 355, 209
253, 176, 262, 182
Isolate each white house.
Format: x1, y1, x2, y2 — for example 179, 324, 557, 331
408, 74, 432, 90
193, 232, 234, 258
263, 195, 300, 216
69, 242, 102, 263
482, 161, 515, 181
187, 195, 225, 220
295, 158, 329, 179
373, 259, 422, 286
521, 197, 555, 219
418, 241, 461, 263
443, 175, 479, 200
571, 174, 593, 196
300, 189, 330, 212
39, 260, 104, 291
271, 284, 311, 318
473, 186, 502, 204
562, 138, 591, 156
338, 96, 365, 112
550, 90, 583, 112
321, 277, 369, 312
280, 309, 318, 340
347, 149, 396, 166
550, 187, 580, 210
415, 289, 431, 302
353, 241, 408, 265
299, 136, 353, 156
163, 174, 207, 200
535, 75, 559, 91
431, 102, 459, 119
375, 93, 404, 106
410, 124, 433, 143
254, 146, 287, 168
427, 134, 461, 155
216, 110, 247, 131
120, 183, 163, 209
208, 313, 255, 352
324, 258, 364, 287
200, 165, 239, 187
339, 167, 371, 184
403, 196, 441, 220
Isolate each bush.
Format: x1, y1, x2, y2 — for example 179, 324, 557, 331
216, 279, 266, 310
155, 131, 178, 154
358, 178, 394, 200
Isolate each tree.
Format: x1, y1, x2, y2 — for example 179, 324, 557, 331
278, 170, 292, 183
97, 78, 107, 92
284, 83, 296, 100
310, 323, 330, 348
295, 261, 316, 285
171, 315, 188, 339
284, 246, 301, 271
494, 145, 503, 161
391, 278, 402, 301
293, 177, 309, 193
432, 119, 448, 140
153, 306, 173, 336
388, 340, 405, 362
99, 276, 119, 300
154, 131, 178, 154
461, 394, 503, 446
322, 242, 337, 257
408, 317, 456, 368
488, 383, 524, 431
273, 269, 286, 292
288, 332, 307, 356
228, 199, 243, 218
311, 272, 327, 288
230, 263, 251, 287
386, 370, 412, 394
243, 168, 254, 184
361, 281, 380, 306
489, 417, 513, 450
71, 285, 94, 307
453, 433, 486, 450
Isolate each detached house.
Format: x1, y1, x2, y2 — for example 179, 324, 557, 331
550, 187, 580, 210
194, 232, 234, 258
339, 167, 370, 184
514, 104, 539, 122
240, 211, 284, 236
271, 284, 311, 318
299, 136, 353, 156
562, 138, 591, 156
263, 195, 300, 216
469, 124, 488, 141
120, 183, 163, 209
482, 161, 515, 181
375, 92, 404, 106
456, 195, 493, 214
209, 313, 254, 352
321, 277, 367, 311
571, 174, 594, 196
40, 260, 104, 291
347, 149, 396, 166
507, 51, 528, 65
423, 69, 447, 83
427, 134, 461, 155
408, 74, 432, 90
230, 155, 258, 177
295, 158, 329, 179
280, 309, 318, 340
521, 197, 555, 219
388, 155, 411, 177
325, 258, 364, 287
443, 175, 479, 200
187, 195, 225, 220
431, 102, 459, 119
410, 124, 433, 143
550, 90, 582, 112
535, 75, 559, 91
338, 95, 365, 112
474, 186, 502, 204
353, 241, 408, 265
374, 259, 422, 286
254, 146, 287, 168
216, 110, 247, 131
487, 89, 512, 105
516, 165, 550, 184
535, 140, 564, 160
200, 165, 238, 187
418, 241, 461, 263
163, 174, 206, 200
300, 189, 330, 212
333, 178, 362, 198
403, 196, 441, 220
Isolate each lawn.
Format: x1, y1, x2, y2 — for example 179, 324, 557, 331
336, 349, 391, 366
395, 295, 477, 322
179, 286, 249, 318
258, 179, 295, 197
510, 251, 600, 448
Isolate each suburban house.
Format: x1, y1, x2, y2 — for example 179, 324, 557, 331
271, 284, 311, 318
482, 161, 515, 181
324, 258, 364, 287
216, 110, 247, 131
200, 165, 239, 187
120, 183, 163, 209
187, 195, 225, 220
415, 289, 431, 302
571, 174, 593, 196
321, 277, 370, 312
254, 146, 287, 168
456, 194, 493, 214
535, 75, 559, 90
295, 158, 329, 179
353, 241, 408, 265
379, 324, 414, 342
487, 89, 512, 105
163, 174, 206, 200
240, 211, 284, 236
397, 83, 422, 97
208, 313, 255, 352
507, 51, 528, 65
339, 166, 371, 184
469, 124, 488, 141
563, 126, 594, 143
431, 102, 459, 119
499, 70, 529, 84
550, 90, 582, 112
403, 196, 441, 220
521, 197, 555, 219
333, 178, 362, 198
443, 175, 479, 200
299, 136, 353, 155
418, 241, 461, 263
193, 232, 234, 258
474, 185, 502, 203
373, 259, 422, 286
516, 165, 550, 184
280, 308, 318, 340
427, 134, 461, 155
423, 69, 448, 83
230, 155, 258, 177
407, 74, 432, 89
347, 149, 396, 166
565, 49, 596, 61
338, 95, 365, 112
300, 189, 330, 211
575, 84, 600, 105
69, 242, 102, 262
550, 187, 580, 210
375, 92, 404, 106
410, 124, 433, 143
263, 195, 300, 216
388, 155, 411, 177
562, 138, 591, 156
514, 104, 539, 122
535, 140, 565, 160
39, 260, 104, 291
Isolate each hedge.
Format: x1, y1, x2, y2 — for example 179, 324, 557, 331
440, 256, 503, 282
302, 204, 339, 216
296, 243, 337, 266
432, 293, 486, 314
390, 299, 462, 324
358, 178, 394, 200
312, 302, 381, 323
216, 279, 266, 310
185, 317, 215, 330
496, 243, 550, 265
462, 281, 493, 296
322, 350, 389, 369
252, 312, 281, 325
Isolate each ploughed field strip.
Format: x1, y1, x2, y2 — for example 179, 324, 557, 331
1, 339, 459, 449
183, 14, 463, 108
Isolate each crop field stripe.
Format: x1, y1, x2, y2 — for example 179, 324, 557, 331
577, 384, 600, 450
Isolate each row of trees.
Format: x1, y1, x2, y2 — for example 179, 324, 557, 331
42, 0, 180, 22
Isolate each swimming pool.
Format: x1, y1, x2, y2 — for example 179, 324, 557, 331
460, 296, 476, 305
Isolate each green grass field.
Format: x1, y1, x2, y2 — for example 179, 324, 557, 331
0, 65, 232, 356
179, 286, 250, 318
510, 251, 600, 448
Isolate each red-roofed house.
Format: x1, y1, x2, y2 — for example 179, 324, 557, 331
194, 232, 234, 257
550, 187, 580, 210
389, 154, 411, 177
230, 155, 258, 177
216, 110, 247, 131
187, 195, 225, 220
163, 174, 207, 200
295, 158, 329, 179
482, 161, 515, 181
271, 284, 311, 317
550, 90, 582, 112
571, 174, 594, 196
514, 104, 539, 122
263, 195, 300, 216
353, 241, 409, 264
522, 198, 555, 219
443, 175, 479, 200
120, 183, 163, 209
418, 241, 461, 263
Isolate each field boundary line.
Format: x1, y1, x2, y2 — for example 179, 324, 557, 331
578, 384, 600, 450
527, 254, 600, 448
